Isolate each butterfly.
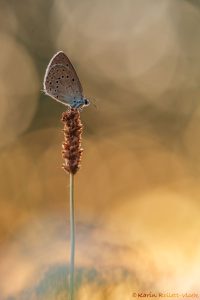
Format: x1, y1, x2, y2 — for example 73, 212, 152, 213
43, 51, 90, 109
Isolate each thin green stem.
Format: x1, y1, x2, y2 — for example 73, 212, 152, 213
69, 173, 75, 300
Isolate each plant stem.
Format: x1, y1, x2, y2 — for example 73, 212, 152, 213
69, 173, 75, 300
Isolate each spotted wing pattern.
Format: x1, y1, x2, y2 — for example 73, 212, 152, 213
44, 64, 84, 104
43, 51, 83, 105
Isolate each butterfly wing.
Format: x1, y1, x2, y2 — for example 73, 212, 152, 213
44, 64, 83, 105
43, 51, 83, 105
48, 51, 75, 68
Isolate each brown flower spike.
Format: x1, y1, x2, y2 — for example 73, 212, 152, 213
61, 108, 83, 174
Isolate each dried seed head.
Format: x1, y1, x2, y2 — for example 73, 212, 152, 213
61, 108, 83, 174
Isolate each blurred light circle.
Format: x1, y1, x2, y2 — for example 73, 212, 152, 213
52, 0, 179, 99
0, 33, 39, 148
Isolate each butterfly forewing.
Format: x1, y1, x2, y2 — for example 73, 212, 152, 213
48, 51, 74, 69
43, 51, 83, 105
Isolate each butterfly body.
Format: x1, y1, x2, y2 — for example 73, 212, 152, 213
43, 51, 89, 109
70, 97, 89, 109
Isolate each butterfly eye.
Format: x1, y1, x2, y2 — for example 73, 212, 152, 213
84, 99, 89, 106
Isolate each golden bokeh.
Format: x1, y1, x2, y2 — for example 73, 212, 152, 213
0, 0, 200, 299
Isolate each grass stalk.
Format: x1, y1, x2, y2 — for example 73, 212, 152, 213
61, 109, 83, 300
69, 173, 75, 300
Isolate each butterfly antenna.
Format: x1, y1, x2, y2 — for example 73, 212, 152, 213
89, 98, 98, 110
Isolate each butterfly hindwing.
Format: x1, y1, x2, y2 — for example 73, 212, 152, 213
44, 63, 84, 105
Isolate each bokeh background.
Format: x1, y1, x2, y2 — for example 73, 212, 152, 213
0, 0, 200, 299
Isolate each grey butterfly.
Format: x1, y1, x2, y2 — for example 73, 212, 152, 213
43, 51, 90, 109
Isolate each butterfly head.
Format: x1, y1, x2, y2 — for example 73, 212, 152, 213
84, 98, 90, 106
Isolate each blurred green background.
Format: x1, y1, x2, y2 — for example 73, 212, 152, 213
1, 0, 200, 299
